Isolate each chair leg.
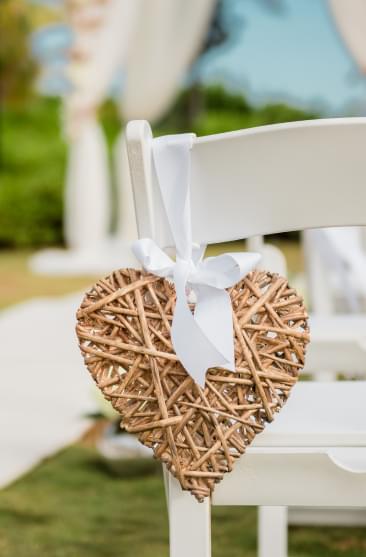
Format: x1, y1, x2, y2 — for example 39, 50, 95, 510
166, 470, 211, 557
258, 506, 288, 557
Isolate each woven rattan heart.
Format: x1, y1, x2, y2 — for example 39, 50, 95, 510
76, 268, 309, 501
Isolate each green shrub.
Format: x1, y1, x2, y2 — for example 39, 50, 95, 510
0, 0, 36, 104
0, 98, 65, 247
159, 84, 316, 135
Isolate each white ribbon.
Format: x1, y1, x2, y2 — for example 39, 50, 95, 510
132, 134, 261, 386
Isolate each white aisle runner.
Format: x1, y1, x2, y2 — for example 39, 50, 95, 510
0, 293, 97, 487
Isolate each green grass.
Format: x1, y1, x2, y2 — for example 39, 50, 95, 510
0, 250, 97, 309
0, 445, 365, 557
0, 239, 304, 310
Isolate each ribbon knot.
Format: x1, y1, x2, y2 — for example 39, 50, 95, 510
131, 134, 260, 387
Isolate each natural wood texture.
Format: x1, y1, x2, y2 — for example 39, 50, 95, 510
76, 269, 309, 501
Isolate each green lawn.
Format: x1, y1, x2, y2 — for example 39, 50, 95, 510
0, 445, 365, 557
0, 239, 304, 310
0, 250, 97, 310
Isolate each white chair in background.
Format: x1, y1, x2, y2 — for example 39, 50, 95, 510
303, 227, 366, 382
247, 235, 288, 277
126, 118, 366, 557
304, 227, 366, 314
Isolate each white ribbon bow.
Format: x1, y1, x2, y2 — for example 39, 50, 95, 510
132, 134, 261, 387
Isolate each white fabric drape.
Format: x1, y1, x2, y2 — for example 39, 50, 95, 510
115, 0, 215, 245
64, 0, 140, 251
64, 116, 110, 251
121, 0, 215, 121
329, 0, 366, 73
67, 0, 140, 116
64, 0, 215, 255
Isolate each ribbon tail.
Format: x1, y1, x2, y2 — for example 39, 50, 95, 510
194, 286, 235, 371
172, 265, 235, 386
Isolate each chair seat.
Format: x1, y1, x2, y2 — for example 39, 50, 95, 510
305, 314, 366, 374
253, 381, 366, 447
212, 382, 366, 507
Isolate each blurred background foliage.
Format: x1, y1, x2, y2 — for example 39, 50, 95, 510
0, 0, 37, 105
0, 0, 317, 250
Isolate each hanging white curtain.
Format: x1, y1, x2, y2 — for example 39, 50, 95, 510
121, 0, 215, 121
64, 116, 110, 251
64, 0, 140, 251
64, 0, 215, 255
329, 0, 366, 73
115, 0, 215, 243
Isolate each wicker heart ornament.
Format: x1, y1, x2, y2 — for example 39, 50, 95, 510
76, 268, 309, 501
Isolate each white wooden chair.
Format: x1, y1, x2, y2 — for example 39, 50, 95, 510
304, 227, 366, 314
126, 118, 366, 557
303, 227, 366, 382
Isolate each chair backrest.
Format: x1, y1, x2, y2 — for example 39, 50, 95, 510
126, 118, 366, 247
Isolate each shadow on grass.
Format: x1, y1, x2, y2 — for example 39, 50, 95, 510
85, 456, 161, 479
0, 507, 53, 525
